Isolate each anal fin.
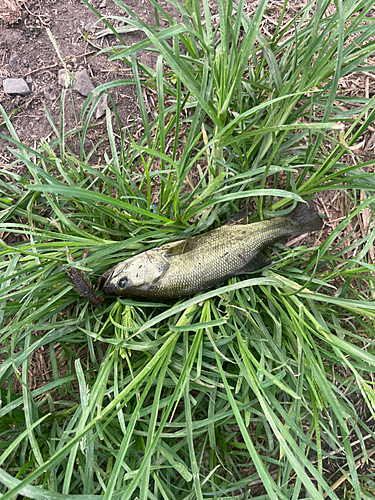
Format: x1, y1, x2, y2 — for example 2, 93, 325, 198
234, 252, 271, 276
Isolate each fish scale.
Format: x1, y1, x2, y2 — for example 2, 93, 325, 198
100, 201, 323, 300
153, 221, 301, 297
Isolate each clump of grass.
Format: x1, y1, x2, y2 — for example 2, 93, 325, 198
1, 0, 375, 499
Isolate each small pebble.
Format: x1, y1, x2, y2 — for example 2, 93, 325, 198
58, 68, 94, 97
58, 68, 72, 87
9, 55, 18, 66
74, 68, 95, 96
3, 78, 30, 96
95, 93, 108, 119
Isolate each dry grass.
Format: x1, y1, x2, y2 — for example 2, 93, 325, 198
0, 0, 23, 25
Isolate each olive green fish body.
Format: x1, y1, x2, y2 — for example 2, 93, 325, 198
101, 202, 322, 299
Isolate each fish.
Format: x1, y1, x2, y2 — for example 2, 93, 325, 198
99, 201, 323, 300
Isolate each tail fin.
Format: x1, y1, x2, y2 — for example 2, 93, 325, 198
290, 201, 323, 232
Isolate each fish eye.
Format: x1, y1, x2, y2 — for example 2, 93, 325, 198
118, 277, 128, 289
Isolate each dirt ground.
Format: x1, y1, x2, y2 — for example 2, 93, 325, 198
1, 0, 375, 165
0, 0, 169, 165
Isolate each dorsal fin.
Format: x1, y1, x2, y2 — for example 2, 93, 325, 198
163, 240, 188, 256
225, 205, 249, 226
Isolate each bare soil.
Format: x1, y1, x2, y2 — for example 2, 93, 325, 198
0, 0, 165, 164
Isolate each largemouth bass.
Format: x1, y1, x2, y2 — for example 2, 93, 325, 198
99, 201, 323, 300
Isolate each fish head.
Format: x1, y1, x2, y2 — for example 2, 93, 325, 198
100, 248, 170, 297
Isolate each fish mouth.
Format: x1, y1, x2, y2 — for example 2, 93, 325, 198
98, 268, 115, 293
103, 282, 117, 295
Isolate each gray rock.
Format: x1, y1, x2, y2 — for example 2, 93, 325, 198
58, 68, 94, 97
58, 68, 72, 88
74, 69, 95, 96
58, 68, 95, 97
3, 78, 30, 96
95, 93, 108, 119
9, 55, 18, 66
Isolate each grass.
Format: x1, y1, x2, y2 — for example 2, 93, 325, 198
1, 0, 375, 498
